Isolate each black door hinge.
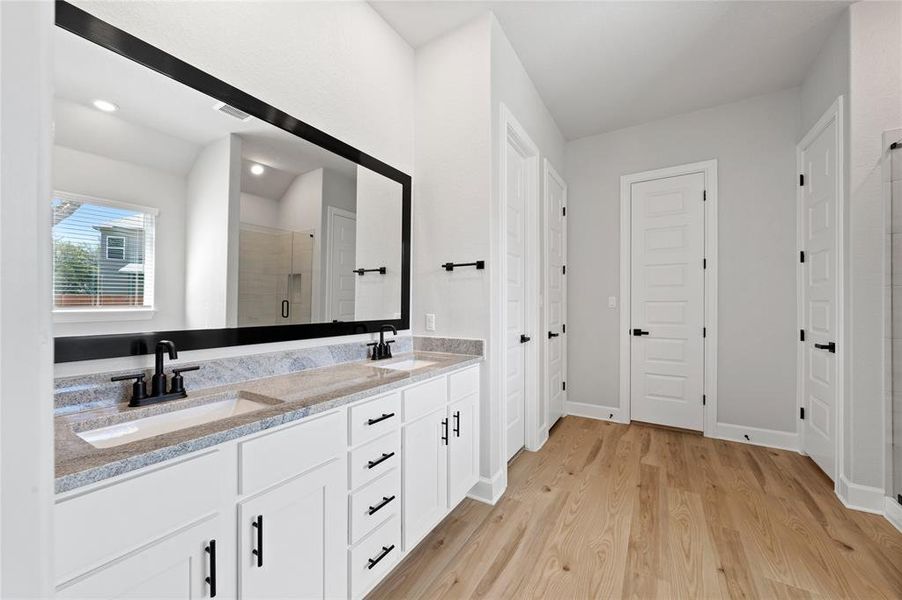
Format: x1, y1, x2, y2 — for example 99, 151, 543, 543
703, 190, 707, 201
703, 258, 707, 269
800, 407, 805, 420
702, 394, 706, 406
897, 493, 902, 506
562, 206, 566, 217
562, 381, 566, 391
800, 329, 805, 341
800, 251, 805, 263
799, 174, 805, 186
703, 327, 706, 338
562, 323, 566, 333
562, 265, 566, 275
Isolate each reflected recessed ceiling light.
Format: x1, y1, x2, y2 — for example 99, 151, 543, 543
250, 164, 265, 176
92, 99, 119, 112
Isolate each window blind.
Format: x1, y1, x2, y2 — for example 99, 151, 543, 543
52, 192, 156, 310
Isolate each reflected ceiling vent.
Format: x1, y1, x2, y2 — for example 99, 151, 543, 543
213, 101, 251, 122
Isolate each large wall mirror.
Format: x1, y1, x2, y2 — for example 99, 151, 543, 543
53, 2, 410, 362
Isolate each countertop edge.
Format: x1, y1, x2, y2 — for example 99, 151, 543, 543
55, 354, 482, 494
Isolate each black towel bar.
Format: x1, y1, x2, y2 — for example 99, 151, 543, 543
353, 267, 387, 276
442, 260, 485, 272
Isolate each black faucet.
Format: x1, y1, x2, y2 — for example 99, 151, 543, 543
368, 325, 397, 361
111, 339, 200, 407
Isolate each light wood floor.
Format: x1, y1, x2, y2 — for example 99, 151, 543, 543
369, 416, 902, 599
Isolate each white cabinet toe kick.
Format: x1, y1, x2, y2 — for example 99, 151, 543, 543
54, 363, 481, 599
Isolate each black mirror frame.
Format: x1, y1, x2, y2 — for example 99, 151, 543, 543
52, 1, 411, 363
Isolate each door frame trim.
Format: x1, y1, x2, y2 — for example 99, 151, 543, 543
619, 159, 719, 435
496, 104, 542, 461
324, 206, 357, 322
796, 96, 844, 488
543, 158, 568, 430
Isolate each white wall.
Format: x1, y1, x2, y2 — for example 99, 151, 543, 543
239, 191, 280, 230
846, 0, 902, 491
413, 13, 565, 498
0, 2, 55, 595
355, 165, 402, 320
185, 135, 240, 329
565, 88, 801, 433
800, 10, 850, 135
52, 146, 188, 335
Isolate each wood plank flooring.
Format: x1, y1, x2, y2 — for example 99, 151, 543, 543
369, 417, 902, 599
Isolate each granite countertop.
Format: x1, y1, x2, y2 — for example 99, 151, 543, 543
55, 351, 481, 494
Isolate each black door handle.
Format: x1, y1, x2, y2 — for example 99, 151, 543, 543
548, 331, 560, 339
453, 410, 460, 437
520, 334, 531, 343
632, 328, 650, 336
252, 515, 263, 567
205, 540, 217, 597
441, 418, 449, 445
367, 495, 396, 515
367, 544, 395, 570
367, 412, 395, 426
367, 452, 395, 469
814, 341, 836, 353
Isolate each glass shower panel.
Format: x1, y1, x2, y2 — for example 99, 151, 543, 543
891, 137, 902, 506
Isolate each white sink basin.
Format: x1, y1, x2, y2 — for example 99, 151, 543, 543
377, 359, 437, 371
77, 394, 273, 449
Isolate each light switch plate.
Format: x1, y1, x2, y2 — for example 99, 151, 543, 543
425, 313, 436, 331
608, 296, 617, 308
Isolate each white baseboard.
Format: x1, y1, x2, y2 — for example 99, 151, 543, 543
467, 468, 506, 505
836, 476, 885, 514
564, 401, 628, 424
712, 422, 800, 452
884, 496, 902, 533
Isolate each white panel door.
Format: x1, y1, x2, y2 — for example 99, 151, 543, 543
328, 211, 356, 322
505, 142, 527, 460
801, 118, 838, 480
239, 459, 347, 599
544, 164, 567, 427
630, 173, 705, 431
57, 518, 222, 600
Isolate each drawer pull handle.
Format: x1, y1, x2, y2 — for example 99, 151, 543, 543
367, 412, 395, 426
453, 410, 460, 437
368, 495, 396, 516
205, 539, 217, 597
367, 452, 395, 469
252, 515, 263, 568
441, 418, 449, 445
367, 544, 396, 570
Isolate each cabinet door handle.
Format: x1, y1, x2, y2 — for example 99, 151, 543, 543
366, 544, 395, 570
453, 411, 460, 437
441, 418, 449, 445
252, 515, 263, 568
367, 452, 395, 469
205, 539, 217, 597
367, 412, 395, 426
367, 495, 396, 516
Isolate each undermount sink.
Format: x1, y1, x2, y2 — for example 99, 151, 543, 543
76, 392, 277, 449
377, 359, 437, 371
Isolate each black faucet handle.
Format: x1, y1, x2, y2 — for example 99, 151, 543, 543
172, 365, 200, 375
385, 340, 395, 358
169, 365, 199, 396
111, 373, 148, 406
367, 342, 380, 360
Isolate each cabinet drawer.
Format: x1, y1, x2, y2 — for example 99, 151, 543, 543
449, 365, 479, 403
349, 430, 400, 491
55, 451, 222, 584
349, 515, 401, 599
348, 392, 401, 446
402, 377, 447, 422
239, 411, 344, 495
349, 469, 400, 544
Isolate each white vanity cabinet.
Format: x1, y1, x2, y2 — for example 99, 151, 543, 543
54, 361, 480, 600
238, 459, 347, 599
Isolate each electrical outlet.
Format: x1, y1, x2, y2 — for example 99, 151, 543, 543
425, 313, 436, 331
608, 296, 617, 308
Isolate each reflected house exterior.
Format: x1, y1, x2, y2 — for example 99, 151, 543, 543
93, 219, 145, 306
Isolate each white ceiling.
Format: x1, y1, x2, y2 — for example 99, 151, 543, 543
370, 1, 851, 139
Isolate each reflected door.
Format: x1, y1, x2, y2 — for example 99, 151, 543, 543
630, 173, 705, 431
327, 209, 357, 322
